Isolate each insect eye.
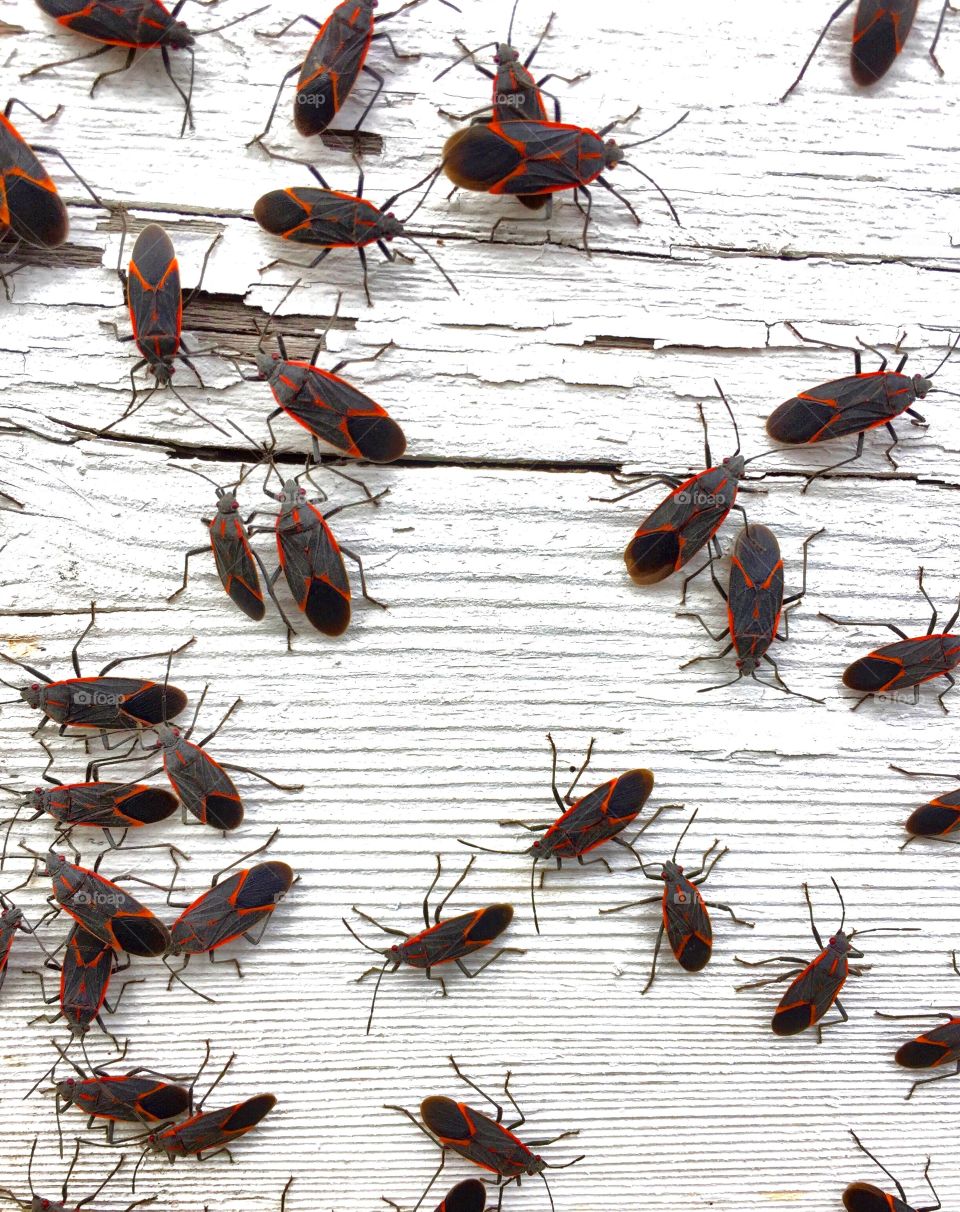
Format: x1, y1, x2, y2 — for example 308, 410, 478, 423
829, 936, 836, 945
232, 499, 239, 509
31, 683, 40, 690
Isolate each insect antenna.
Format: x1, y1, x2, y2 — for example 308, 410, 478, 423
712, 379, 741, 456
671, 806, 699, 861
928, 332, 960, 379
403, 235, 459, 295
619, 162, 680, 225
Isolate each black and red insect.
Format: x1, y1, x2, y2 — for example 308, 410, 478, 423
875, 953, 960, 1100
26, 923, 138, 1046
0, 97, 105, 270
600, 807, 753, 994
249, 464, 388, 638
40, 848, 172, 958
0, 1137, 152, 1212
0, 602, 191, 737
678, 524, 824, 702
169, 464, 299, 641
109, 221, 225, 430
735, 878, 914, 1041
163, 830, 294, 992
89, 689, 303, 832
344, 855, 523, 1034
255, 162, 456, 304
782, 0, 956, 99
820, 567, 960, 712
604, 383, 760, 590
252, 0, 456, 144
25, 0, 263, 135
767, 328, 959, 490
33, 1037, 194, 1146
843, 1130, 941, 1212
388, 1057, 582, 1212
435, 0, 583, 127
890, 762, 960, 843
442, 110, 686, 243
384, 1179, 488, 1212
236, 292, 406, 463
461, 734, 673, 934
1, 740, 178, 862
131, 1048, 276, 1188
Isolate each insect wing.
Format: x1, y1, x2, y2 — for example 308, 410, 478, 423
663, 877, 712, 971
0, 113, 67, 247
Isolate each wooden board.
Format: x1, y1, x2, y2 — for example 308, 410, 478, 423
2, 0, 960, 1208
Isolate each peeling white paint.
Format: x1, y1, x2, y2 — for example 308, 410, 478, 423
2, 0, 960, 1208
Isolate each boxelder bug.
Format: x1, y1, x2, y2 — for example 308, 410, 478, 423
677, 524, 824, 703
875, 952, 960, 1099
130, 1048, 276, 1188
600, 807, 753, 994
602, 382, 765, 590
782, 0, 956, 99
387, 1056, 582, 1212
344, 854, 524, 1034
1, 740, 178, 863
820, 567, 960, 712
32, 1037, 194, 1149
88, 687, 304, 832
169, 464, 299, 643
38, 847, 173, 957
735, 878, 916, 1041
461, 734, 677, 934
162, 829, 294, 995
384, 1178, 487, 1212
26, 921, 140, 1048
0, 602, 192, 739
231, 289, 406, 462
0, 98, 106, 268
25, 0, 266, 135
105, 221, 226, 434
890, 762, 960, 844
251, 0, 457, 144
248, 462, 389, 638
766, 327, 959, 490
254, 161, 457, 303
434, 1, 587, 128
843, 1130, 941, 1212
442, 109, 687, 246
0, 1138, 153, 1212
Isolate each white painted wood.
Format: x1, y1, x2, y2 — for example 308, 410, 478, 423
2, 0, 960, 1208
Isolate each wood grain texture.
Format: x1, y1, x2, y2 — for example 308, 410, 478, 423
2, 0, 960, 1208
